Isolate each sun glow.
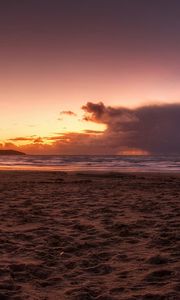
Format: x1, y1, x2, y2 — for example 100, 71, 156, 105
118, 149, 150, 156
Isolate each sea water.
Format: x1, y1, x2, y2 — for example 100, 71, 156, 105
0, 155, 180, 172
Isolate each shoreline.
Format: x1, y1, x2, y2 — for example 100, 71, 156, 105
0, 167, 180, 174
0, 168, 180, 179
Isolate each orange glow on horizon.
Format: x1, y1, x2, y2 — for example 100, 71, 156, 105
118, 149, 150, 156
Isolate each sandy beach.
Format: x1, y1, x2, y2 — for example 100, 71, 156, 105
0, 171, 179, 300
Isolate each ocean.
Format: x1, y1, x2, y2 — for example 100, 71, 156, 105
0, 155, 180, 172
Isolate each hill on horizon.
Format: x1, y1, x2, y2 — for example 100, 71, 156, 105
0, 150, 26, 155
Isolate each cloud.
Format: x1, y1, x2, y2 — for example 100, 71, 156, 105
83, 129, 104, 134
8, 137, 35, 142
60, 110, 77, 117
82, 102, 180, 155
8, 136, 45, 144
33, 137, 44, 144
2, 102, 180, 155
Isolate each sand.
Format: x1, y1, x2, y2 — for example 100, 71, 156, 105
0, 171, 179, 300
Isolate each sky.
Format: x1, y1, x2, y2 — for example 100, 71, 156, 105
0, 0, 180, 154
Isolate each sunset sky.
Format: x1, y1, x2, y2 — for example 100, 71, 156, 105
1, 0, 180, 154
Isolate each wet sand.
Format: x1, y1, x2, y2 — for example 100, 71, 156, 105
0, 171, 179, 300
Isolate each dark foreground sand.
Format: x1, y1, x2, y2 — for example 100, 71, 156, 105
0, 171, 179, 300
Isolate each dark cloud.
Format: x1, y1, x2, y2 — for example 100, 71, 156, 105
82, 102, 180, 154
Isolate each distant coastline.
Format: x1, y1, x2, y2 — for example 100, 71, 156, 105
0, 150, 26, 155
